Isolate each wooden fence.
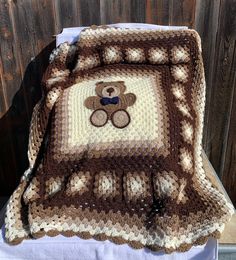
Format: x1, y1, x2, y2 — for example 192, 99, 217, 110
0, 0, 235, 205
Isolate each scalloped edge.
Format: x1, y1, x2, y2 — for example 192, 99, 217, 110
5, 228, 221, 254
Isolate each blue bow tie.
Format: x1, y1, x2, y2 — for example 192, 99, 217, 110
100, 96, 119, 106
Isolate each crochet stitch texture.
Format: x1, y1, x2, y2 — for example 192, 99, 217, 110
5, 26, 234, 253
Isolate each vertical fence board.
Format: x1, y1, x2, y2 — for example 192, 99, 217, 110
34, 0, 57, 50
0, 1, 22, 113
195, 0, 236, 205
194, 0, 221, 155
9, 0, 41, 117
222, 82, 236, 206
170, 0, 196, 27
219, 0, 236, 206
79, 0, 101, 26
54, 0, 81, 30
100, 0, 131, 24
0, 0, 22, 192
0, 0, 57, 194
205, 0, 236, 180
130, 0, 146, 22
145, 0, 170, 25
158, 0, 171, 25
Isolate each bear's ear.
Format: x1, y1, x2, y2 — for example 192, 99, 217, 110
95, 81, 104, 96
117, 82, 126, 93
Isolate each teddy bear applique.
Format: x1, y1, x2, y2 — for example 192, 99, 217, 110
84, 81, 136, 128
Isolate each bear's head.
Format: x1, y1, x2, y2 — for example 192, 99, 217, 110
95, 81, 126, 98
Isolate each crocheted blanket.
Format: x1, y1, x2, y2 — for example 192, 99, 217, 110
5, 26, 234, 253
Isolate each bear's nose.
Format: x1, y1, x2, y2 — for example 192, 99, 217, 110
107, 87, 114, 95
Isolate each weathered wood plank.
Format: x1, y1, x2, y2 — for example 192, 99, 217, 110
130, 0, 146, 23
9, 0, 57, 112
78, 0, 101, 26
0, 0, 57, 195
194, 0, 221, 156
100, 0, 131, 24
170, 0, 196, 27
219, 0, 236, 205
0, 0, 22, 113
145, 0, 170, 25
222, 82, 236, 205
0, 0, 23, 191
53, 0, 81, 31
204, 0, 236, 183
8, 0, 40, 117
146, 0, 195, 27
33, 0, 57, 50
196, 0, 236, 205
